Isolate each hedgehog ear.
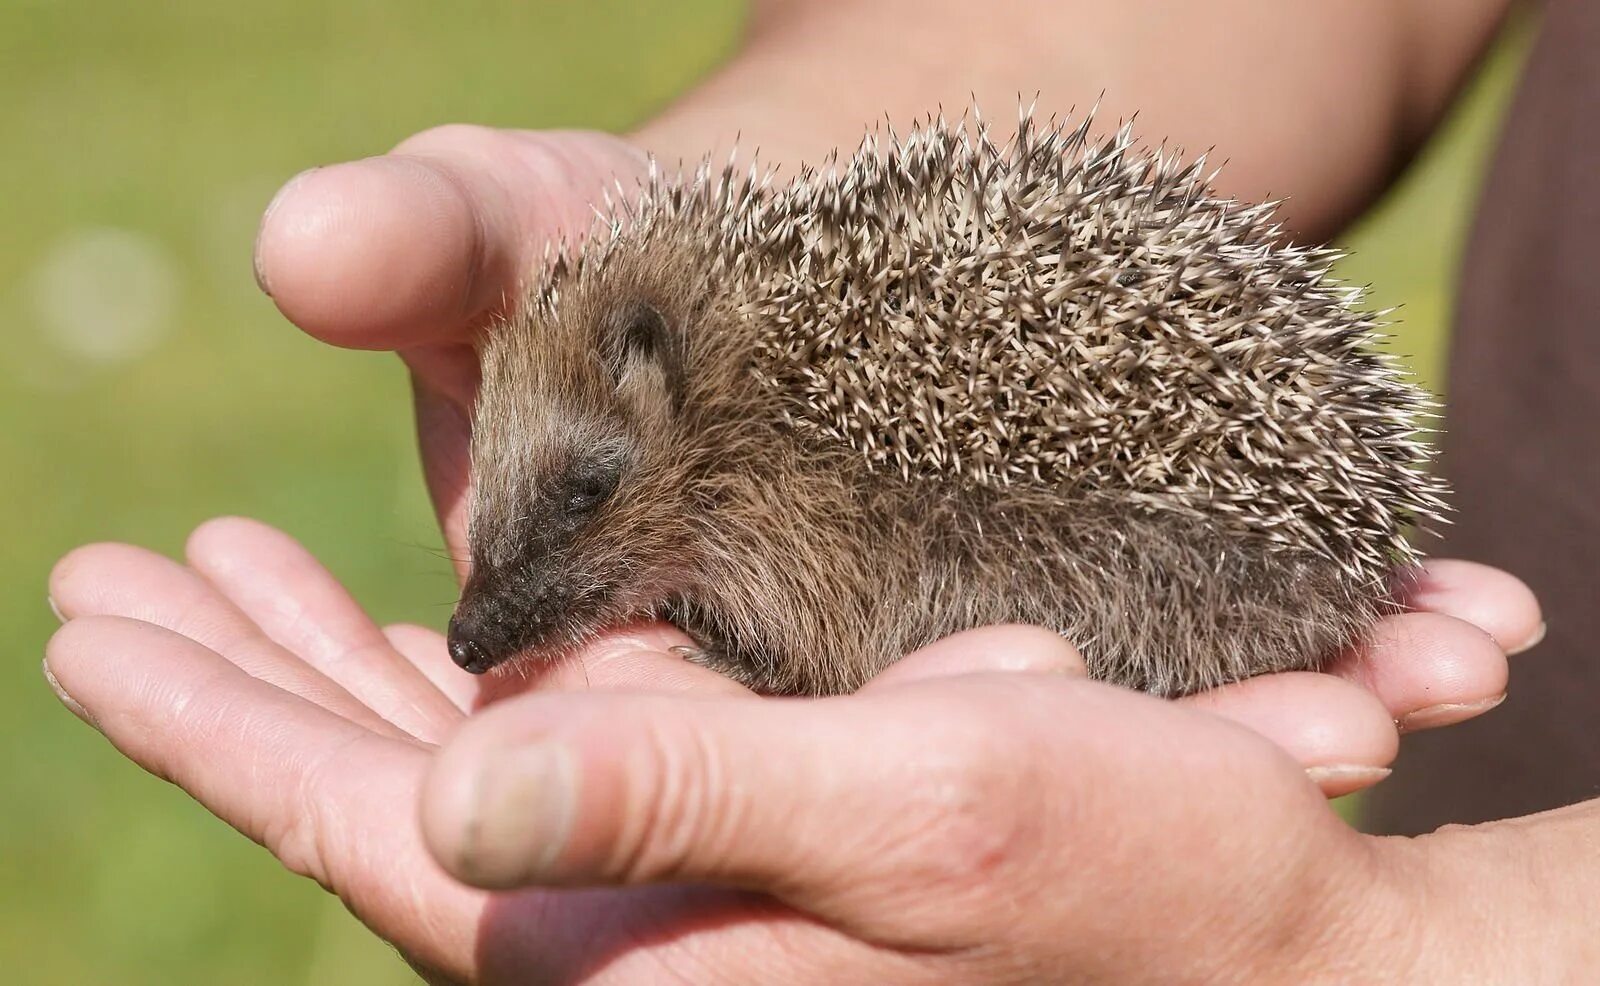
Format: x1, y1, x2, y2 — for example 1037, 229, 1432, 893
609, 301, 683, 418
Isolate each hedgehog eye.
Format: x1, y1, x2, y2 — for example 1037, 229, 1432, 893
562, 468, 619, 515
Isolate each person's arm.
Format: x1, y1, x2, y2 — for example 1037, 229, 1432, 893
636, 0, 1514, 240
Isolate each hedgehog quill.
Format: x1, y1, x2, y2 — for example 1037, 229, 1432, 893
445, 109, 1449, 698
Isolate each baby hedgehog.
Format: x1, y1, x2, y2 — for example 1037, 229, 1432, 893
446, 110, 1449, 698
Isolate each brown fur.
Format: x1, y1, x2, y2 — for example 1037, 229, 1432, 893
455, 113, 1441, 697
465, 236, 1393, 697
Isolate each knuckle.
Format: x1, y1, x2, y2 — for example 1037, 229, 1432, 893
608, 714, 728, 885
264, 808, 329, 888
391, 122, 505, 157
261, 734, 371, 892
895, 725, 1035, 891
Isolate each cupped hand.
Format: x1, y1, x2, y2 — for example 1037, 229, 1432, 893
46, 518, 1540, 982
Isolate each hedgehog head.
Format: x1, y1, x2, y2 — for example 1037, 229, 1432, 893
447, 245, 721, 674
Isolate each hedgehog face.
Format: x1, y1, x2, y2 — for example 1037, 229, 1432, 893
449, 297, 698, 674
448, 426, 635, 673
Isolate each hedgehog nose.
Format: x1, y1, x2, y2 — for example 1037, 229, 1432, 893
446, 616, 492, 674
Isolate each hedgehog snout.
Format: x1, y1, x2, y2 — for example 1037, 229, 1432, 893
446, 608, 515, 674
448, 571, 565, 674
445, 618, 492, 673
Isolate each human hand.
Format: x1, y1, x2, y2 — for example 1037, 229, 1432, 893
46, 518, 1539, 982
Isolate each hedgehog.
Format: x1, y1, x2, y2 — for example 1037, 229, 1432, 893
444, 109, 1449, 698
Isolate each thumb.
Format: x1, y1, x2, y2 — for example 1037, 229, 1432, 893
862, 624, 1088, 690
418, 678, 1061, 933
255, 125, 648, 354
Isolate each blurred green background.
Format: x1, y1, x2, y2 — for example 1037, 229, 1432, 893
0, 3, 1530, 983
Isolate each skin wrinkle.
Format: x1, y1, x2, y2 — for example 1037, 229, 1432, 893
389, 129, 521, 323
129, 654, 336, 880
325, 758, 459, 951
611, 714, 721, 887
457, 177, 492, 322
277, 727, 370, 889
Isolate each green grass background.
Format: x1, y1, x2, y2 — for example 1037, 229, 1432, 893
0, 4, 1529, 982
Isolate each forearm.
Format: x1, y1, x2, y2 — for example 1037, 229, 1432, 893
633, 0, 1513, 240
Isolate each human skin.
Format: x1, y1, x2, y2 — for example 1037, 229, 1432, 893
52, 0, 1592, 980
638, 0, 1516, 241
46, 520, 1549, 983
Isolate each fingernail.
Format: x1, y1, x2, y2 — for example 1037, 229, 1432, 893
254, 167, 318, 297
457, 742, 577, 886
1305, 764, 1391, 794
47, 595, 64, 623
1507, 621, 1547, 657
43, 659, 96, 728
1398, 694, 1506, 733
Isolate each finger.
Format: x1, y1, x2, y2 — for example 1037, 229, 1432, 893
411, 373, 478, 563
419, 674, 1077, 936
1399, 559, 1544, 655
863, 624, 1088, 691
255, 125, 647, 354
419, 687, 882, 906
1326, 611, 1509, 734
381, 617, 751, 710
383, 623, 480, 712
419, 674, 1318, 951
254, 155, 501, 353
474, 620, 750, 708
45, 616, 425, 874
49, 542, 399, 736
1180, 672, 1398, 797
46, 618, 866, 985
43, 616, 496, 981
187, 517, 461, 743
386, 616, 747, 711
420, 691, 855, 899
256, 128, 647, 560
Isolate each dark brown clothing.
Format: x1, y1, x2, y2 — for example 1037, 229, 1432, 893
1367, 0, 1600, 834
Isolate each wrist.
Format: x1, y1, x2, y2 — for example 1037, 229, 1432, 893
1215, 817, 1490, 983
1241, 831, 1435, 984
1396, 803, 1600, 981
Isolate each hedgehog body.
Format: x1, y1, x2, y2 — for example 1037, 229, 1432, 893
449, 111, 1449, 697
